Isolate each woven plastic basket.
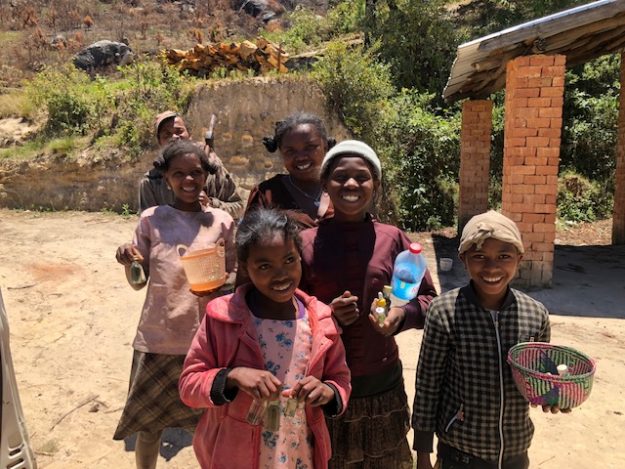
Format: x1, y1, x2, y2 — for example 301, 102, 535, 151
507, 342, 595, 409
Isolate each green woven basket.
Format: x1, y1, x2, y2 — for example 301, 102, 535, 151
507, 342, 595, 408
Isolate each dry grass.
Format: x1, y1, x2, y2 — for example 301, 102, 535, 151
0, 0, 262, 85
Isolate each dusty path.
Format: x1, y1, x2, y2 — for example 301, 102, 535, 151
0, 209, 623, 468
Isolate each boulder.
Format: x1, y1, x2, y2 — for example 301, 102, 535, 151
73, 40, 134, 73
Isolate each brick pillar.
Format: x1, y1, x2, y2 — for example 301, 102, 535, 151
613, 51, 625, 244
458, 99, 493, 232
502, 54, 565, 288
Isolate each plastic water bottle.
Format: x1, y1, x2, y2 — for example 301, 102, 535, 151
390, 242, 427, 307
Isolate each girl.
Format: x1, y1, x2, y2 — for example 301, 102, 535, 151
179, 208, 351, 469
114, 140, 236, 469
299, 140, 438, 468
246, 112, 336, 229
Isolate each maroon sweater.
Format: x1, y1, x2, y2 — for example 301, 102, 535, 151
300, 216, 437, 395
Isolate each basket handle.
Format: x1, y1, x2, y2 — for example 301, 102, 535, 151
216, 238, 225, 257
177, 244, 189, 257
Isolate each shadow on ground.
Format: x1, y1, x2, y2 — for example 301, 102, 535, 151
429, 234, 625, 319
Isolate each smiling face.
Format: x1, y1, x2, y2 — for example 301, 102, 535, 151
324, 155, 379, 222
157, 116, 190, 147
243, 233, 302, 310
460, 237, 523, 310
163, 152, 207, 211
279, 123, 326, 184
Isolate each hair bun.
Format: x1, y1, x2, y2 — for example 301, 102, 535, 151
262, 136, 278, 153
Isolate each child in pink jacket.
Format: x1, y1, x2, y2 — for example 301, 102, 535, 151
180, 208, 351, 469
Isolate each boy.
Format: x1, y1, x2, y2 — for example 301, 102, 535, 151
137, 111, 243, 218
412, 210, 567, 469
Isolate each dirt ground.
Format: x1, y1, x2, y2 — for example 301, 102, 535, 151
0, 209, 623, 468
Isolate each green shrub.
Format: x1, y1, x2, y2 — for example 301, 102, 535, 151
557, 171, 613, 223
378, 89, 461, 230
25, 64, 111, 136
312, 40, 394, 142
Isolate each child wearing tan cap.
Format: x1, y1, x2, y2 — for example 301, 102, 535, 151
412, 210, 569, 469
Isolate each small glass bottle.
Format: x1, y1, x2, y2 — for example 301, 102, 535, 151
129, 260, 146, 285
374, 292, 387, 325
264, 398, 281, 432
246, 398, 267, 425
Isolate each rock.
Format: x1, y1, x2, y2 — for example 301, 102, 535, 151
73, 40, 135, 74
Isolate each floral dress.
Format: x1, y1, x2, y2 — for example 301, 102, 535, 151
252, 298, 314, 469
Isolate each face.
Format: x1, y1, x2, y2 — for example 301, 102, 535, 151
460, 238, 523, 310
324, 155, 378, 222
279, 124, 326, 183
158, 116, 190, 146
164, 152, 207, 211
243, 233, 301, 307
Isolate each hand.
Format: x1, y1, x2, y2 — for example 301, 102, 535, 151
330, 291, 360, 326
368, 305, 405, 337
226, 367, 281, 400
416, 452, 434, 469
116, 243, 143, 266
282, 376, 334, 407
532, 403, 572, 414
199, 191, 210, 207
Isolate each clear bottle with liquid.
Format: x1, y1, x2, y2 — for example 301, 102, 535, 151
390, 243, 427, 307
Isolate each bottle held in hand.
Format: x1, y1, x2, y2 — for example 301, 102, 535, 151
390, 243, 427, 306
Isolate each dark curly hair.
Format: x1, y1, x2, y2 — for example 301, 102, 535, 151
153, 140, 217, 175
236, 208, 302, 264
262, 112, 336, 153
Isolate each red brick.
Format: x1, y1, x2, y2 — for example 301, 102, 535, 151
535, 203, 556, 213
524, 232, 546, 242
514, 77, 529, 88
552, 76, 565, 87
539, 107, 562, 118
526, 117, 552, 128
515, 165, 536, 175
511, 194, 524, 203
528, 77, 554, 88
530, 55, 555, 66
515, 107, 539, 118
544, 65, 565, 76
521, 66, 543, 77
507, 137, 527, 147
518, 147, 537, 157
550, 118, 563, 128
514, 56, 532, 67
525, 157, 548, 166
514, 88, 540, 98
549, 138, 561, 147
544, 214, 556, 224
527, 97, 553, 107
536, 165, 559, 175
517, 222, 533, 232
513, 117, 528, 127
548, 157, 560, 166
554, 55, 566, 66
540, 86, 565, 97
546, 175, 559, 186
545, 195, 557, 204
537, 147, 560, 157
550, 97, 564, 108
538, 128, 561, 138
536, 184, 557, 195
510, 128, 538, 138
526, 136, 550, 147
507, 174, 525, 184
525, 175, 546, 185
523, 213, 546, 223
510, 184, 535, 194
535, 223, 556, 233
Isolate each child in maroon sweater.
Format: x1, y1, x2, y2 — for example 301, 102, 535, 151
299, 140, 437, 468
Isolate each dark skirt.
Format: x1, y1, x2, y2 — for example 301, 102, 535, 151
113, 350, 202, 440
326, 381, 414, 469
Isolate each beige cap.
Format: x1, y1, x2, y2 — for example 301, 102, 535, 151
459, 210, 525, 254
154, 111, 178, 138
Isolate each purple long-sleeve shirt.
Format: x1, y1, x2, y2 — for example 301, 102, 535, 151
300, 216, 437, 389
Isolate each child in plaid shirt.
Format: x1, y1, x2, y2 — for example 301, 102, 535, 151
412, 211, 570, 469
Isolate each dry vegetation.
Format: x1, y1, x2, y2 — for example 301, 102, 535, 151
0, 0, 265, 88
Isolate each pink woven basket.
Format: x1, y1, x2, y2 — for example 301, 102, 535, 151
507, 342, 595, 409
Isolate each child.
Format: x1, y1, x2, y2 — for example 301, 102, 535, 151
298, 140, 437, 468
246, 112, 336, 229
412, 210, 564, 469
138, 110, 244, 219
179, 208, 351, 469
114, 140, 236, 469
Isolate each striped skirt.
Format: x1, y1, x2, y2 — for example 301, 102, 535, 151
113, 350, 202, 440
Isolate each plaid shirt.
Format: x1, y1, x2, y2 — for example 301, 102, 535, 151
412, 283, 550, 463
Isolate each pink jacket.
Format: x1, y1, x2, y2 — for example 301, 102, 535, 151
179, 285, 351, 469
